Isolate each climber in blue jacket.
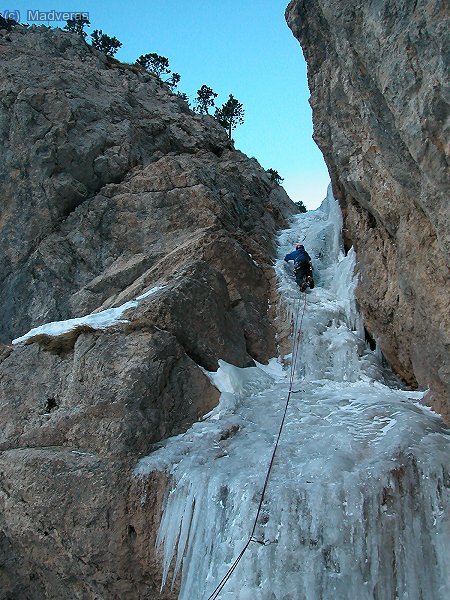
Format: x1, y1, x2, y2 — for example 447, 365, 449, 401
284, 244, 315, 291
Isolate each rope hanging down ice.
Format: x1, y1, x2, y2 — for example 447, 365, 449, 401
207, 292, 308, 600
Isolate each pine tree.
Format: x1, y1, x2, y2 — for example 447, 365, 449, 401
135, 53, 181, 90
91, 30, 122, 57
214, 94, 245, 140
295, 200, 307, 213
267, 169, 284, 185
166, 72, 181, 91
176, 92, 190, 106
136, 53, 170, 78
64, 13, 90, 38
194, 85, 218, 114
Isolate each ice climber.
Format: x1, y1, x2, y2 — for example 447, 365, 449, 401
284, 243, 315, 292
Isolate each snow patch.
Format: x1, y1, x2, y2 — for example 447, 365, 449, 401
12, 285, 165, 344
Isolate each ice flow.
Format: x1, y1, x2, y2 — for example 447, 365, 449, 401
135, 187, 449, 600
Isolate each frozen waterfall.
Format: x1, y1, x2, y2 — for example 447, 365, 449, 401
135, 187, 449, 600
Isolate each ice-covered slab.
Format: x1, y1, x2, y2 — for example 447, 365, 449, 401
135, 187, 449, 600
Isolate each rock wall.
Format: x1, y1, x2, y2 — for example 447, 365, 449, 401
0, 26, 295, 597
286, 0, 449, 421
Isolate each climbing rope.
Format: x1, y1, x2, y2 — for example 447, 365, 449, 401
207, 291, 308, 600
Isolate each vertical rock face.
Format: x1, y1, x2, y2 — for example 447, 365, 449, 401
0, 26, 295, 597
286, 0, 449, 421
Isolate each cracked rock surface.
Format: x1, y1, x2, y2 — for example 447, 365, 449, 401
0, 25, 295, 598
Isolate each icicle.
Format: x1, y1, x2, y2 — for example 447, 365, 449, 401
134, 185, 449, 599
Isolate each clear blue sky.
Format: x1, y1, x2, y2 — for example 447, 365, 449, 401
11, 0, 330, 208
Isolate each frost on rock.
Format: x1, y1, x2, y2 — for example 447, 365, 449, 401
12, 285, 165, 344
135, 186, 449, 600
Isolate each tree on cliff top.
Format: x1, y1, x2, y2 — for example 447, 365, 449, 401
267, 169, 284, 185
194, 85, 218, 114
136, 53, 181, 91
136, 53, 170, 77
165, 72, 181, 92
176, 92, 191, 107
295, 200, 307, 213
64, 14, 90, 38
91, 29, 122, 57
215, 94, 245, 140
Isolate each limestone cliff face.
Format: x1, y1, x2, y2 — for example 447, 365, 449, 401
286, 0, 449, 420
0, 26, 295, 597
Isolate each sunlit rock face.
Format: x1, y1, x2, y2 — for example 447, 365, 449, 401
0, 26, 295, 351
0, 25, 295, 597
286, 0, 449, 421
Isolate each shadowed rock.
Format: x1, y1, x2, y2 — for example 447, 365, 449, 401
286, 0, 449, 421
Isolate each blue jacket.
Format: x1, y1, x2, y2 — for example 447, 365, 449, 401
284, 247, 311, 265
